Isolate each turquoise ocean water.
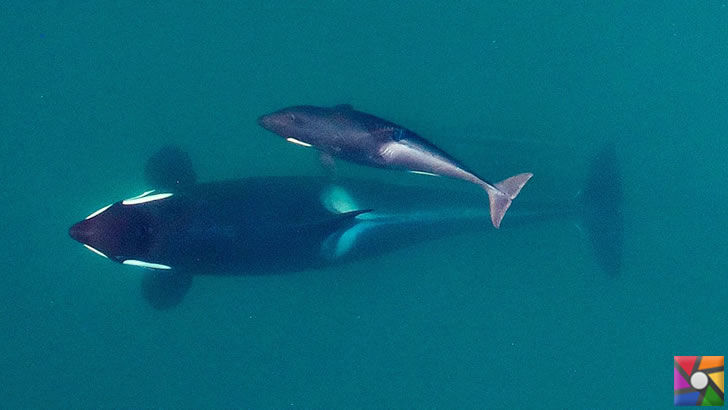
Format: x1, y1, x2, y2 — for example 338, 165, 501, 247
1, 2, 726, 408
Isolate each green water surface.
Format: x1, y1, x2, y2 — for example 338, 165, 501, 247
1, 2, 726, 408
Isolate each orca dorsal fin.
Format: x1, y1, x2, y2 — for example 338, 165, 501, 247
332, 209, 371, 221
296, 209, 372, 231
144, 146, 197, 191
333, 104, 353, 111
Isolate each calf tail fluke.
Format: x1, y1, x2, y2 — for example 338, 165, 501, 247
484, 173, 533, 228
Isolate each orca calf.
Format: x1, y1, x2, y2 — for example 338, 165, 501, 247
69, 146, 621, 309
258, 104, 532, 228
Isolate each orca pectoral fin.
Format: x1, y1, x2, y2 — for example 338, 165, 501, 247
321, 220, 377, 260
141, 271, 193, 310
145, 146, 197, 191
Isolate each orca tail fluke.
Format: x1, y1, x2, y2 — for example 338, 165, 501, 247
580, 142, 623, 276
484, 173, 533, 228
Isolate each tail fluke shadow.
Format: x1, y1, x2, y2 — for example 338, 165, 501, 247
581, 143, 624, 276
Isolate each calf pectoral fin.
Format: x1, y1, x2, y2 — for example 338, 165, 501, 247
141, 271, 193, 310
144, 145, 197, 191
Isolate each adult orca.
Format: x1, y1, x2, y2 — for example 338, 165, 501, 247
258, 105, 532, 228
69, 145, 622, 309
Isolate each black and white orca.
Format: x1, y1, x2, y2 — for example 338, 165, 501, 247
69, 145, 622, 309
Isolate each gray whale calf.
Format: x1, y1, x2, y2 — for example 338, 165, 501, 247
258, 104, 532, 228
